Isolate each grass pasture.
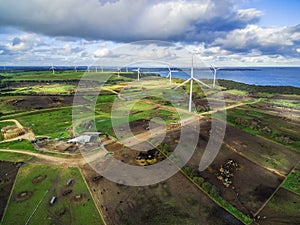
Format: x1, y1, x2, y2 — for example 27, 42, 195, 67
1, 164, 103, 225
14, 108, 72, 139
8, 83, 75, 95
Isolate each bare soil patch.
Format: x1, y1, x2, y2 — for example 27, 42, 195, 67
15, 191, 33, 202
32, 174, 47, 184
6, 96, 75, 110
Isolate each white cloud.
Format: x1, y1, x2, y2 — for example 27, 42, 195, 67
214, 25, 300, 51
94, 48, 111, 57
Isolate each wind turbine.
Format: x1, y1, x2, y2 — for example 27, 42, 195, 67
74, 66, 77, 72
166, 67, 178, 85
133, 67, 141, 81
117, 67, 120, 77
49, 66, 56, 75
175, 55, 210, 112
95, 66, 98, 72
210, 65, 220, 88
87, 66, 90, 72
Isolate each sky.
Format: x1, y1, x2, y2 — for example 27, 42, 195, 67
0, 0, 299, 66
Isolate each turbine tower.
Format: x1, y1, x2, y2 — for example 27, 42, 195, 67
210, 65, 220, 88
49, 66, 56, 75
74, 66, 77, 72
175, 55, 210, 112
117, 67, 120, 77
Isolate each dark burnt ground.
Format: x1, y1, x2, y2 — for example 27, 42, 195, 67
6, 96, 75, 110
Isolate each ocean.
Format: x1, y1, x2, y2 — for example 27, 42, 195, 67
164, 67, 300, 88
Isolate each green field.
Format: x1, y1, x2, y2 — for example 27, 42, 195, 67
1, 71, 85, 81
0, 140, 36, 152
0, 71, 135, 82
14, 108, 72, 139
9, 83, 75, 95
0, 151, 34, 162
1, 164, 103, 225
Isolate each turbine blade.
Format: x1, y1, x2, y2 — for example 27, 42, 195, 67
193, 78, 211, 88
174, 78, 191, 89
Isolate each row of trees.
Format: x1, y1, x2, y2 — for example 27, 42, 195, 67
218, 79, 300, 95
182, 166, 220, 198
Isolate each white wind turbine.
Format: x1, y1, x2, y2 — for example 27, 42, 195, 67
175, 55, 211, 112
166, 67, 178, 85
49, 66, 56, 75
210, 65, 220, 88
117, 67, 120, 77
133, 67, 141, 81
74, 66, 77, 72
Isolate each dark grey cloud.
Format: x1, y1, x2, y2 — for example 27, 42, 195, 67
0, 0, 262, 43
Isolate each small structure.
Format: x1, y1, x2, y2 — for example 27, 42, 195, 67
1, 125, 25, 140
66, 178, 73, 186
67, 135, 92, 144
50, 196, 57, 205
67, 132, 101, 145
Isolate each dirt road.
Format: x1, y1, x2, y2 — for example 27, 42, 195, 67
121, 99, 261, 148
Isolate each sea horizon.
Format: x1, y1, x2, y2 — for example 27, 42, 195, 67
1, 66, 300, 88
